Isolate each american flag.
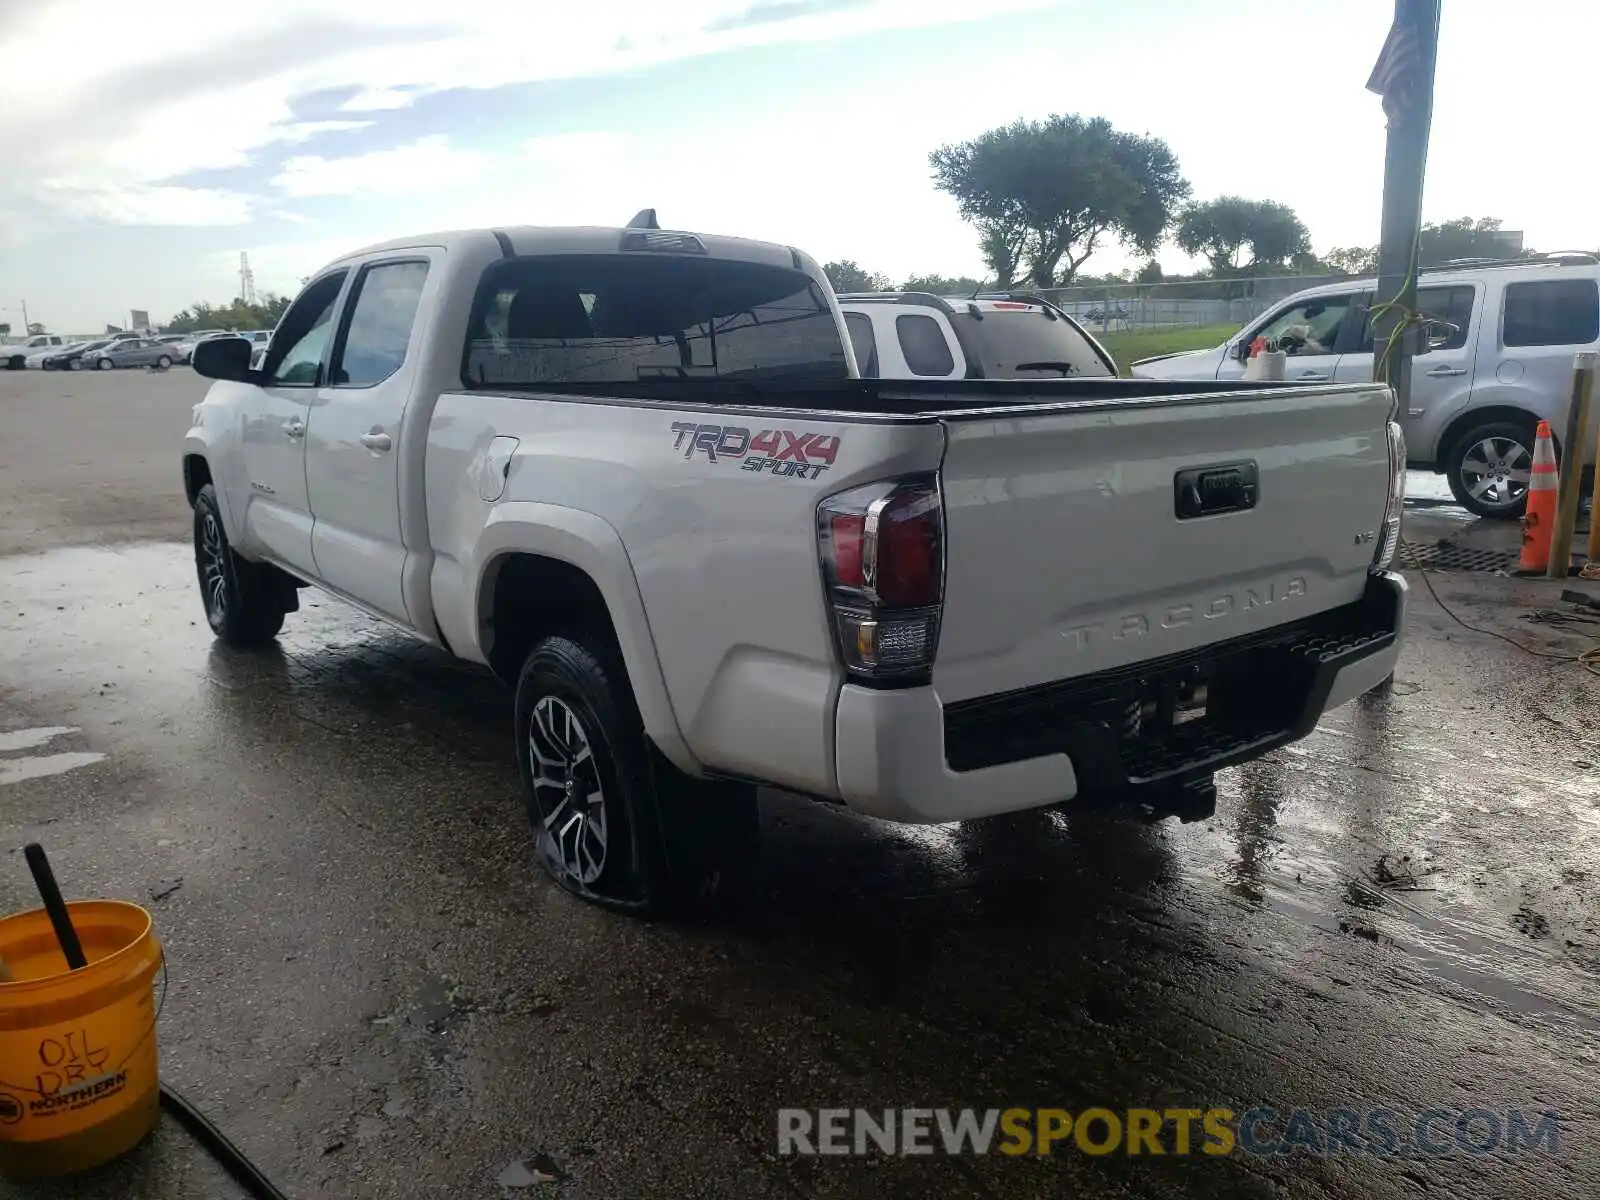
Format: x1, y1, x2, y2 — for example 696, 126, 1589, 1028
1366, 11, 1421, 126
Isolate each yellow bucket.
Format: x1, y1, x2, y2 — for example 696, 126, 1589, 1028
0, 900, 163, 1179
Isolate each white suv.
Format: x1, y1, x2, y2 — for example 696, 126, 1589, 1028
1132, 255, 1600, 518
836, 292, 1116, 381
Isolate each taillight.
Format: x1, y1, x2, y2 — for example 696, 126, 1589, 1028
817, 476, 944, 682
1373, 419, 1405, 570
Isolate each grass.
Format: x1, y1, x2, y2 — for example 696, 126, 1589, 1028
1093, 324, 1241, 376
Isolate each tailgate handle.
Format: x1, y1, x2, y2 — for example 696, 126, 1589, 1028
1175, 461, 1258, 519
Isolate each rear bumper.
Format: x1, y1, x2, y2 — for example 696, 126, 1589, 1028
833, 571, 1407, 822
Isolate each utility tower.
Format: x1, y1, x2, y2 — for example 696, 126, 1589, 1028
239, 251, 258, 306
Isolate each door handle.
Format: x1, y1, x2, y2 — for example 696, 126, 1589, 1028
1426, 366, 1467, 377
282, 418, 305, 439
359, 431, 392, 453
1297, 372, 1330, 381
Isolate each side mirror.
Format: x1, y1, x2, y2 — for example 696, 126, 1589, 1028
1421, 319, 1458, 354
192, 336, 254, 382
1232, 339, 1253, 363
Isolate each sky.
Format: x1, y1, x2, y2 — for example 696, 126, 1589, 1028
0, 0, 1593, 333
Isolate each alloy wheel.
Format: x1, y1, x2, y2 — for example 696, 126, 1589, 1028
198, 510, 228, 625
527, 696, 608, 884
1458, 435, 1531, 512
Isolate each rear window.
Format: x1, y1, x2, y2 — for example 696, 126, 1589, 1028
948, 308, 1114, 378
1502, 278, 1599, 348
462, 254, 850, 387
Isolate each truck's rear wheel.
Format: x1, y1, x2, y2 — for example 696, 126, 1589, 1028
513, 633, 758, 915
192, 484, 286, 645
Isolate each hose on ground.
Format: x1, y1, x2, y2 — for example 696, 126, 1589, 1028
159, 1082, 289, 1200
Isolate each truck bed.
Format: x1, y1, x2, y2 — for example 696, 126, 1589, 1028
461, 375, 1335, 420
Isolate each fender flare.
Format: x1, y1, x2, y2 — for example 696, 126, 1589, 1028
470, 502, 700, 776
181, 431, 242, 544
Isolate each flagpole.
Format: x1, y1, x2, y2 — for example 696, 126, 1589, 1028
1370, 0, 1441, 412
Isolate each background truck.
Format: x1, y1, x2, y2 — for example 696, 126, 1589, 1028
182, 214, 1408, 915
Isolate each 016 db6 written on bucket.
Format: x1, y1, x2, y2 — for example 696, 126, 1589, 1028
0, 900, 164, 1180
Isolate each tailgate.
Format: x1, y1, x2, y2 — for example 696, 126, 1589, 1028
931, 383, 1396, 705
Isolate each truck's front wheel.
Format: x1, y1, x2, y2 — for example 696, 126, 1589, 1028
192, 484, 286, 645
513, 633, 758, 915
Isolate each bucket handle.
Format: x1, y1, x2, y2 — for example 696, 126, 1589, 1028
0, 957, 168, 1099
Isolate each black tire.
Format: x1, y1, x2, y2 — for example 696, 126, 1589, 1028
96, 357, 113, 371
192, 484, 286, 645
1445, 418, 1539, 520
69, 359, 83, 371
156, 355, 171, 369
513, 633, 759, 915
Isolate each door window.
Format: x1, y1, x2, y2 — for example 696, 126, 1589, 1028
332, 260, 430, 387
844, 312, 879, 377
1253, 295, 1354, 356
262, 272, 348, 387
1502, 278, 1599, 347
1354, 285, 1476, 353
895, 313, 955, 376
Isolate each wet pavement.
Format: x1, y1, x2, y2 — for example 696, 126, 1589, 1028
2, 369, 1599, 1199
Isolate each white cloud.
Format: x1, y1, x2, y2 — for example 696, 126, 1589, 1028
41, 182, 254, 227
0, 0, 1063, 235
271, 135, 496, 198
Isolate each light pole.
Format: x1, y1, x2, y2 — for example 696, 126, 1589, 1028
0, 299, 29, 337
1369, 0, 1442, 411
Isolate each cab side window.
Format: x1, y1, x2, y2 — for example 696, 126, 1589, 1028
1254, 295, 1353, 356
262, 271, 348, 387
332, 260, 430, 387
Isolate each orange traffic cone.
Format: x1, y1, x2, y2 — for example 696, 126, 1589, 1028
1518, 420, 1559, 573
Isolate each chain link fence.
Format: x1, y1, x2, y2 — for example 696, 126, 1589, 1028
1032, 273, 1348, 334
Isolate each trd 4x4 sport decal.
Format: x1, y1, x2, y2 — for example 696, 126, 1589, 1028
669, 422, 841, 480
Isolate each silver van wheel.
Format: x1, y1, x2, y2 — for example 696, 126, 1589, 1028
1458, 435, 1530, 511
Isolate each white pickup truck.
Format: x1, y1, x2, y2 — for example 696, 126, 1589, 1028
182, 213, 1407, 914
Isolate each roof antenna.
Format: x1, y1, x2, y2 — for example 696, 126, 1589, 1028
627, 209, 660, 230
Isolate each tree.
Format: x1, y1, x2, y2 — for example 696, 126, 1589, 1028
1175, 197, 1310, 276
902, 273, 989, 296
822, 261, 890, 294
1324, 245, 1379, 275
1418, 217, 1523, 266
1134, 259, 1163, 284
930, 114, 1189, 287
164, 293, 292, 333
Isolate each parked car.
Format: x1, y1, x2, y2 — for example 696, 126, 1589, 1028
1131, 254, 1600, 518
44, 339, 113, 370
172, 331, 231, 365
836, 291, 1116, 379
4, 333, 64, 368
182, 215, 1405, 915
25, 340, 88, 368
83, 337, 178, 370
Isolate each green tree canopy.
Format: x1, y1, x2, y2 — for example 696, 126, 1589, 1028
1323, 245, 1380, 275
1418, 216, 1523, 266
822, 261, 891, 294
163, 294, 291, 334
901, 273, 989, 296
1175, 197, 1311, 275
930, 114, 1189, 287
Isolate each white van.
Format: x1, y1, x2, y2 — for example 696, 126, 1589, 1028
1131, 255, 1600, 518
